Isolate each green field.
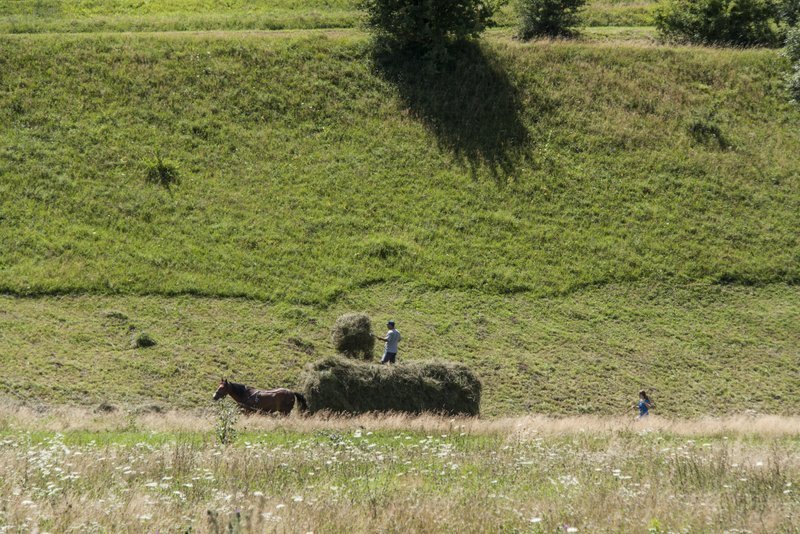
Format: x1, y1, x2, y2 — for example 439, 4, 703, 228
0, 0, 658, 33
1, 2, 799, 416
2, 284, 798, 416
3, 34, 798, 303
2, 2, 800, 532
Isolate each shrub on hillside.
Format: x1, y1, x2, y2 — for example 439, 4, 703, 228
131, 331, 156, 348
299, 356, 482, 415
789, 65, 800, 102
359, 0, 499, 53
656, 0, 784, 47
516, 0, 587, 40
779, 0, 799, 25
331, 313, 375, 360
788, 27, 800, 102
788, 26, 800, 62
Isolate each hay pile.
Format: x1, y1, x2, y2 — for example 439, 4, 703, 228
331, 313, 375, 360
300, 356, 482, 416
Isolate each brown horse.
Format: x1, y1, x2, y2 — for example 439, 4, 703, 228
212, 378, 307, 415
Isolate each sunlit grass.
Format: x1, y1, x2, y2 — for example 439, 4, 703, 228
1, 33, 797, 304
1, 284, 798, 417
0, 406, 797, 532
0, 0, 658, 33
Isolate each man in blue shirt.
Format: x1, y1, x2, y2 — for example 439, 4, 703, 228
374, 320, 401, 364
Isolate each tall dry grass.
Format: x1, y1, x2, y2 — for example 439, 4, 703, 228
0, 402, 798, 532
1, 403, 798, 437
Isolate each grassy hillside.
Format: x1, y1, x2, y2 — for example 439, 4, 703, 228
0, 0, 657, 33
2, 283, 798, 416
2, 14, 799, 418
1, 10, 797, 534
2, 33, 798, 304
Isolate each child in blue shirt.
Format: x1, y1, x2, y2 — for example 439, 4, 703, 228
636, 390, 654, 418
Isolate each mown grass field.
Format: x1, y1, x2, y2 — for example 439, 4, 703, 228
1, 407, 799, 532
1, 0, 799, 419
1, 283, 798, 416
0, 0, 658, 33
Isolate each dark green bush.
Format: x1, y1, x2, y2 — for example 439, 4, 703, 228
300, 356, 482, 415
360, 0, 499, 52
788, 26, 800, 62
516, 0, 587, 39
656, 0, 784, 47
788, 28, 800, 102
331, 313, 375, 360
779, 0, 799, 25
131, 331, 156, 348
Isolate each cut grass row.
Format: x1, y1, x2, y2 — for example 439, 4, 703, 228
0, 0, 659, 33
2, 33, 798, 304
1, 283, 797, 417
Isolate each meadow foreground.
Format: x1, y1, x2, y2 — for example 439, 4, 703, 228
1, 405, 798, 532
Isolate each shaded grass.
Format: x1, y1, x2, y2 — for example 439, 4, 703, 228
374, 40, 530, 178
1, 33, 798, 303
0, 283, 797, 417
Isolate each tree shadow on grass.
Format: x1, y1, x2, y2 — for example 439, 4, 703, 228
375, 41, 532, 182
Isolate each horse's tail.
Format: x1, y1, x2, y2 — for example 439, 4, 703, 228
294, 392, 308, 414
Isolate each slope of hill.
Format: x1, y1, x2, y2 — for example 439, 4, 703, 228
1, 20, 798, 416
2, 32, 798, 304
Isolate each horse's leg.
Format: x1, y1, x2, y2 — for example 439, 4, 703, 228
286, 395, 296, 415
276, 396, 290, 416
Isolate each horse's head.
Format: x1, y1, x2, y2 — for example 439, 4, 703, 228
213, 378, 230, 401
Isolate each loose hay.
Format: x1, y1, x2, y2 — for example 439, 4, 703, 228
300, 356, 482, 415
331, 313, 375, 360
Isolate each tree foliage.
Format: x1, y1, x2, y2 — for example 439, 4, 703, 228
516, 0, 587, 39
788, 27, 800, 102
360, 0, 500, 52
779, 0, 800, 25
656, 0, 785, 47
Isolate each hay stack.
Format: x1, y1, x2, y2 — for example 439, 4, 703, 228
331, 313, 375, 360
300, 356, 482, 416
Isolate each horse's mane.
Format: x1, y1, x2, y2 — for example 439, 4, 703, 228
229, 381, 250, 397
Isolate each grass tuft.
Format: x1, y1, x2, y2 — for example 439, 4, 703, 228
145, 153, 180, 189
131, 331, 157, 348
